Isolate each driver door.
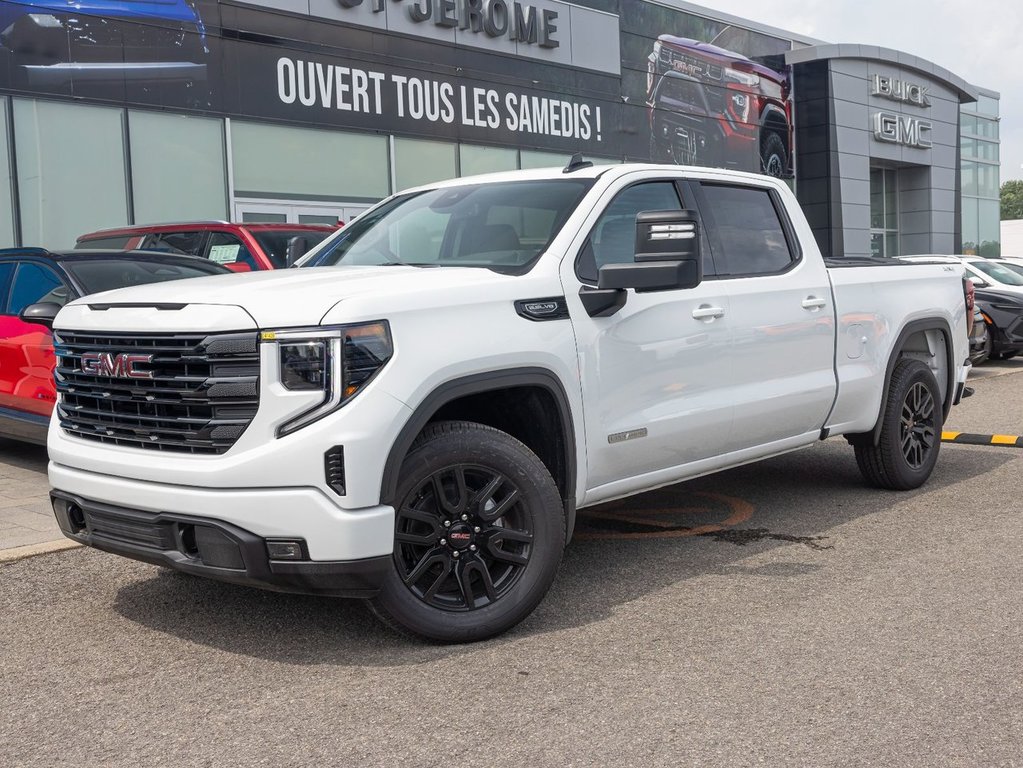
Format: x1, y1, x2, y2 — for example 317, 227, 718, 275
561, 175, 734, 502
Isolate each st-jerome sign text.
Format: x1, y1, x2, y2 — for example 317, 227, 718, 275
337, 0, 560, 48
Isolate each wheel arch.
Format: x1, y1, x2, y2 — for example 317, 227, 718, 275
867, 318, 955, 446
380, 368, 578, 540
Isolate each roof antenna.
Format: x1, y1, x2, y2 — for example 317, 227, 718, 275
563, 153, 593, 173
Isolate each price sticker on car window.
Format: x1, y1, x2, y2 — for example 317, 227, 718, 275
209, 244, 241, 264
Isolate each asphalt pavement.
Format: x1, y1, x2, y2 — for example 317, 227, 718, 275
1, 365, 1021, 766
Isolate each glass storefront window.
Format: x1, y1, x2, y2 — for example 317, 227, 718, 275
520, 150, 573, 169
14, 99, 128, 249
393, 138, 457, 191
129, 111, 227, 224
459, 145, 518, 176
232, 121, 389, 199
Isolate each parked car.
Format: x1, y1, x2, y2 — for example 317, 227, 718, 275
0, 248, 230, 445
76, 222, 339, 271
969, 305, 989, 364
45, 161, 970, 642
974, 287, 1023, 360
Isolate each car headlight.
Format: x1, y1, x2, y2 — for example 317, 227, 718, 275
261, 321, 393, 437
724, 67, 760, 87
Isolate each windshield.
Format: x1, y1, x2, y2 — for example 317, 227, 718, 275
298, 179, 593, 272
968, 260, 1023, 287
252, 230, 333, 268
65, 259, 226, 294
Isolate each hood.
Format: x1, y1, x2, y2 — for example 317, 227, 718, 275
59, 265, 522, 329
657, 35, 786, 82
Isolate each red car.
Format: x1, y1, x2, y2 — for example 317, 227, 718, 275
75, 221, 339, 271
0, 248, 230, 445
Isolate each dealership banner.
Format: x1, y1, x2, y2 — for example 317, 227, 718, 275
0, 0, 797, 175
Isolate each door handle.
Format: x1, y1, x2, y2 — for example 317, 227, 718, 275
801, 296, 827, 310
692, 305, 725, 320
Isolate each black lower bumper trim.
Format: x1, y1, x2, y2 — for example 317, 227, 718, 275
50, 491, 389, 598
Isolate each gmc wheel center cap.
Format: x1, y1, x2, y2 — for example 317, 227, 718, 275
447, 524, 473, 550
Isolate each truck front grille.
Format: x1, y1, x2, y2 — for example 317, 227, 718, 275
53, 330, 260, 455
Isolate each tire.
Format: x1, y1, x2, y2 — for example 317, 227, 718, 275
760, 132, 788, 177
369, 421, 566, 643
854, 358, 943, 491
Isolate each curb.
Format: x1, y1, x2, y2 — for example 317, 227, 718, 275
942, 431, 1023, 448
0, 539, 81, 564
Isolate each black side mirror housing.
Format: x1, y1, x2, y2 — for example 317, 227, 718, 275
597, 209, 702, 293
286, 236, 309, 267
19, 302, 61, 329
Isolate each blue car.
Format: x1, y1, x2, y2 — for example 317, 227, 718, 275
0, 0, 208, 92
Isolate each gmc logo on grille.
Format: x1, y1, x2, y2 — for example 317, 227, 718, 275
80, 352, 155, 379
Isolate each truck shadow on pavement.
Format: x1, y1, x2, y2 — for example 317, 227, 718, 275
110, 441, 1012, 665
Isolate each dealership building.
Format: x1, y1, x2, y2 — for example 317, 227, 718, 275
0, 0, 1001, 257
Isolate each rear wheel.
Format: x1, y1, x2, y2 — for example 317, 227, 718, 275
854, 358, 943, 490
369, 421, 565, 643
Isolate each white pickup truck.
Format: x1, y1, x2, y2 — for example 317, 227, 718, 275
40, 160, 971, 642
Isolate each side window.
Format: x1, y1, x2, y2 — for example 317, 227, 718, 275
576, 181, 682, 284
699, 184, 795, 276
140, 231, 206, 256
0, 263, 15, 313
208, 232, 257, 269
9, 263, 69, 314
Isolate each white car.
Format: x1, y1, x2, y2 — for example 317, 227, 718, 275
903, 254, 1023, 294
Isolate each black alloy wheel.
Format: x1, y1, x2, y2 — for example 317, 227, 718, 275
394, 464, 532, 611
369, 421, 565, 642
899, 381, 937, 469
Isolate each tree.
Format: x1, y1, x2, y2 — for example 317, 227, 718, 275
1002, 180, 1023, 220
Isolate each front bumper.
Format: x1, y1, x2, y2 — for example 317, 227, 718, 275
51, 491, 390, 598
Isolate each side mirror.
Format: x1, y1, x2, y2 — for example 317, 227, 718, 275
286, 236, 309, 267
968, 275, 989, 288
581, 210, 702, 317
598, 210, 701, 292
19, 302, 61, 329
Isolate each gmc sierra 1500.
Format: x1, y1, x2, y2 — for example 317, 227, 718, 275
41, 160, 970, 642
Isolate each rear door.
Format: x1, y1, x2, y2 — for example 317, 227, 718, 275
690, 180, 837, 451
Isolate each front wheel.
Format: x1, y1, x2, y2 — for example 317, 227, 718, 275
369, 421, 565, 642
853, 358, 943, 490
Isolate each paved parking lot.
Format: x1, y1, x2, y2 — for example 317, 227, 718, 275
1, 364, 1021, 766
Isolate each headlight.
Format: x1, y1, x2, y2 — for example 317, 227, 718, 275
724, 67, 760, 87
262, 321, 392, 437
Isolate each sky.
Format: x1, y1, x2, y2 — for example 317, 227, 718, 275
704, 0, 1021, 183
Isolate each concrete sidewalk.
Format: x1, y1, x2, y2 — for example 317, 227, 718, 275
0, 440, 77, 562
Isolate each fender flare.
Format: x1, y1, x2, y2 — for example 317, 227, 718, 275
380, 368, 578, 539
869, 318, 955, 446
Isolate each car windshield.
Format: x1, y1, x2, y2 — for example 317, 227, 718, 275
968, 260, 1023, 287
298, 179, 593, 273
252, 230, 333, 269
64, 259, 226, 294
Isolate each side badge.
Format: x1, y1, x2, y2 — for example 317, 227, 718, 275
515, 297, 570, 322
608, 428, 648, 445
